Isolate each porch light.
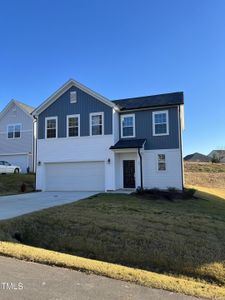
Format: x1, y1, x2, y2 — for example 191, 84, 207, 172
107, 158, 111, 164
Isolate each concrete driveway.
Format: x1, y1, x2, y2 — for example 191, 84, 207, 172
0, 191, 97, 220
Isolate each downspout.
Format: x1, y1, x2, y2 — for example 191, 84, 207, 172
178, 105, 184, 190
138, 148, 143, 190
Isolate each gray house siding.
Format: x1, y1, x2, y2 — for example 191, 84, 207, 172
0, 103, 33, 154
38, 86, 113, 139
120, 106, 179, 150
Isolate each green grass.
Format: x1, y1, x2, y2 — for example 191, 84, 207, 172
0, 192, 225, 287
0, 174, 35, 195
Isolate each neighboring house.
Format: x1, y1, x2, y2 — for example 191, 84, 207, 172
184, 152, 211, 162
0, 100, 35, 173
208, 150, 225, 163
32, 79, 184, 191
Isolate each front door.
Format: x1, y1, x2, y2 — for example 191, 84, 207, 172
123, 160, 135, 188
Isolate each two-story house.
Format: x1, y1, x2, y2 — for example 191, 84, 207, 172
33, 79, 184, 191
0, 99, 35, 172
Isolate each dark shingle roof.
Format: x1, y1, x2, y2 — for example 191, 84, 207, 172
110, 139, 146, 150
112, 92, 184, 111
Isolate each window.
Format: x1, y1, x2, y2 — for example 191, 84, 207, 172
70, 91, 77, 103
153, 111, 169, 136
90, 112, 104, 136
45, 117, 57, 139
7, 124, 21, 139
121, 114, 135, 138
67, 115, 80, 137
158, 154, 166, 171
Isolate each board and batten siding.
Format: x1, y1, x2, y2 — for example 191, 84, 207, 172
0, 103, 33, 154
38, 86, 113, 139
119, 106, 179, 150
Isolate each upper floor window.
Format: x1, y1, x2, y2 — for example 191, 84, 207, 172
45, 117, 57, 139
153, 110, 169, 136
70, 91, 77, 103
90, 112, 104, 136
7, 124, 21, 139
121, 114, 135, 138
158, 154, 166, 171
67, 115, 80, 137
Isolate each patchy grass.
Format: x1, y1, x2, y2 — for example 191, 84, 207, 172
1, 242, 225, 300
185, 162, 225, 173
185, 162, 225, 188
0, 192, 225, 290
0, 174, 35, 195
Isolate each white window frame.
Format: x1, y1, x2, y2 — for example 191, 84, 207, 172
7, 123, 22, 139
157, 154, 166, 172
45, 116, 58, 139
89, 112, 104, 136
70, 91, 77, 103
121, 114, 135, 138
152, 110, 169, 136
66, 114, 80, 138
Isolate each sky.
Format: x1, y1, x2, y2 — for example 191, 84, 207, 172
0, 0, 225, 156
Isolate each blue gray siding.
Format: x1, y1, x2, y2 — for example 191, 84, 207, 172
38, 86, 113, 139
120, 107, 179, 150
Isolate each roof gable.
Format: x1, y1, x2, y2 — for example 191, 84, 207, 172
0, 100, 34, 121
33, 79, 117, 116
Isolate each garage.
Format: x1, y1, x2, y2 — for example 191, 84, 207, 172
45, 161, 105, 191
0, 154, 30, 173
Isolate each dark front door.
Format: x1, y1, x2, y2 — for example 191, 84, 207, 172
123, 160, 135, 188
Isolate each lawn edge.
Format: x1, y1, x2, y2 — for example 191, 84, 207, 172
0, 242, 224, 299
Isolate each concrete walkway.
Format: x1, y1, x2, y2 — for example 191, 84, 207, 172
0, 256, 201, 300
0, 191, 96, 220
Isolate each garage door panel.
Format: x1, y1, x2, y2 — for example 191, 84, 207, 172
45, 162, 105, 191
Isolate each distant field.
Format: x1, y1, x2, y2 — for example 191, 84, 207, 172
184, 162, 225, 188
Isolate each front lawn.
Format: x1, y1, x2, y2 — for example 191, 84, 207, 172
0, 174, 35, 195
0, 191, 225, 288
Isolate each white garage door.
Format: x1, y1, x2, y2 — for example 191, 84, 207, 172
45, 161, 105, 191
0, 154, 29, 173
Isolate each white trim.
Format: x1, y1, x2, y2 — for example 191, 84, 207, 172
32, 79, 118, 116
89, 112, 104, 136
45, 116, 58, 139
121, 114, 135, 138
152, 110, 169, 136
66, 114, 80, 138
0, 152, 30, 156
7, 123, 22, 139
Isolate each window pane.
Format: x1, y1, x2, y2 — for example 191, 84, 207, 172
155, 113, 166, 124
92, 125, 102, 135
47, 129, 56, 138
15, 125, 21, 138
155, 124, 167, 134
123, 116, 133, 127
123, 127, 133, 137
8, 131, 13, 138
47, 119, 56, 129
158, 163, 166, 171
92, 115, 102, 126
158, 154, 165, 161
69, 127, 78, 137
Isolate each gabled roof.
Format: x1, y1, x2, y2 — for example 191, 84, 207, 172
112, 92, 184, 111
32, 79, 117, 116
110, 139, 146, 150
0, 99, 34, 120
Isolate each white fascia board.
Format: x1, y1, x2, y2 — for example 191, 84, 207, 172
32, 79, 119, 116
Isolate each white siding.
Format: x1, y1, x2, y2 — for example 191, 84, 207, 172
36, 135, 115, 191
142, 149, 182, 190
